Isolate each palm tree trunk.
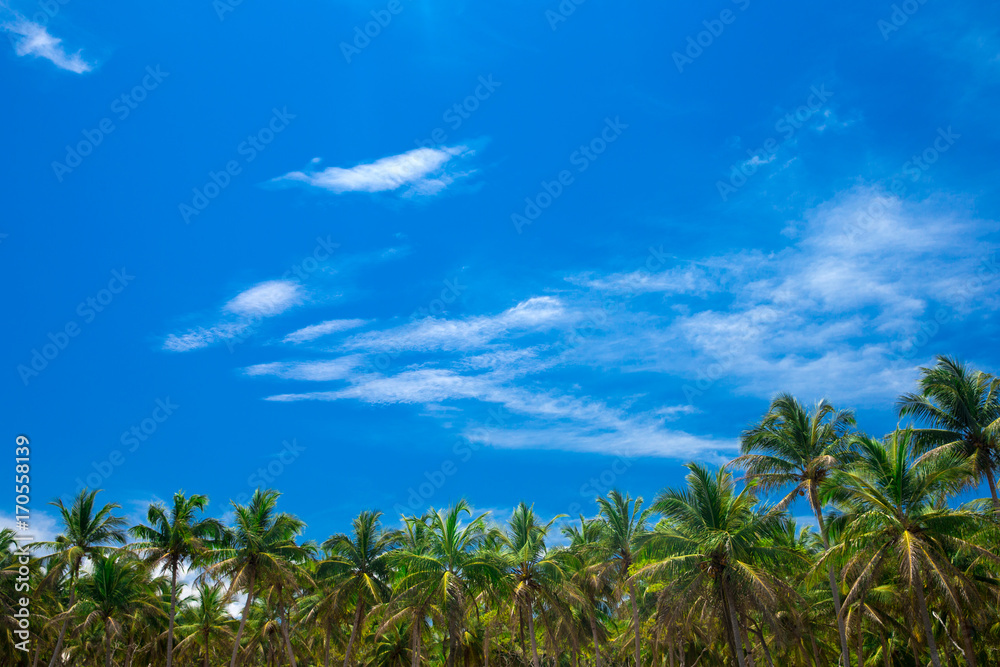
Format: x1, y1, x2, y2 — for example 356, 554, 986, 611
810, 633, 822, 667
105, 620, 113, 667
343, 598, 364, 667
204, 627, 211, 667
447, 613, 458, 667
230, 569, 256, 667
984, 465, 1000, 511
526, 602, 541, 667
325, 621, 332, 667
721, 579, 747, 667
752, 623, 774, 667
481, 616, 488, 667
959, 617, 978, 667
167, 559, 179, 667
811, 487, 852, 667
48, 564, 79, 667
278, 590, 298, 667
912, 565, 943, 667
628, 579, 641, 667
589, 613, 602, 667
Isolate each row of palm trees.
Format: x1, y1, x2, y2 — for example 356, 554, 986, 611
3, 355, 1000, 666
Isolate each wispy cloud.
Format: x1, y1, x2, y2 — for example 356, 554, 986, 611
283, 318, 368, 344
340, 296, 568, 353
273, 146, 477, 197
1, 15, 93, 73
164, 280, 305, 352
224, 280, 303, 317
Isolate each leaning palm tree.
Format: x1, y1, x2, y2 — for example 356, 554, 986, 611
320, 510, 399, 667
897, 355, 1000, 509
827, 429, 999, 667
56, 551, 165, 667
37, 489, 128, 667
732, 393, 855, 666
202, 488, 308, 667
595, 490, 652, 667
129, 491, 222, 667
646, 463, 802, 667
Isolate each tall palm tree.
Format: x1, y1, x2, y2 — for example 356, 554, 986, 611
202, 488, 308, 667
172, 583, 236, 667
732, 393, 855, 666
129, 491, 222, 667
897, 355, 1000, 509
393, 501, 505, 667
37, 489, 128, 667
502, 502, 570, 667
561, 516, 612, 667
647, 463, 801, 667
320, 510, 399, 667
828, 429, 998, 667
595, 490, 651, 667
57, 552, 165, 667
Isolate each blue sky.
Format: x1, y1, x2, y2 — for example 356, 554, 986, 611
4, 0, 1000, 541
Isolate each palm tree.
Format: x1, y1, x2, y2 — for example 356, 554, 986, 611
129, 491, 222, 667
393, 501, 505, 667
202, 488, 308, 667
595, 490, 652, 667
172, 583, 236, 667
828, 429, 999, 667
320, 510, 399, 667
561, 516, 612, 667
37, 489, 127, 667
897, 355, 1000, 509
57, 552, 165, 667
732, 393, 855, 666
647, 463, 801, 667
502, 502, 570, 667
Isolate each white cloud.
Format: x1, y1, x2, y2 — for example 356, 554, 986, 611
274, 145, 476, 197
245, 356, 362, 381
163, 322, 251, 352
163, 281, 305, 352
283, 318, 368, 344
0, 509, 61, 554
341, 296, 567, 353
2, 18, 92, 73
224, 280, 302, 317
